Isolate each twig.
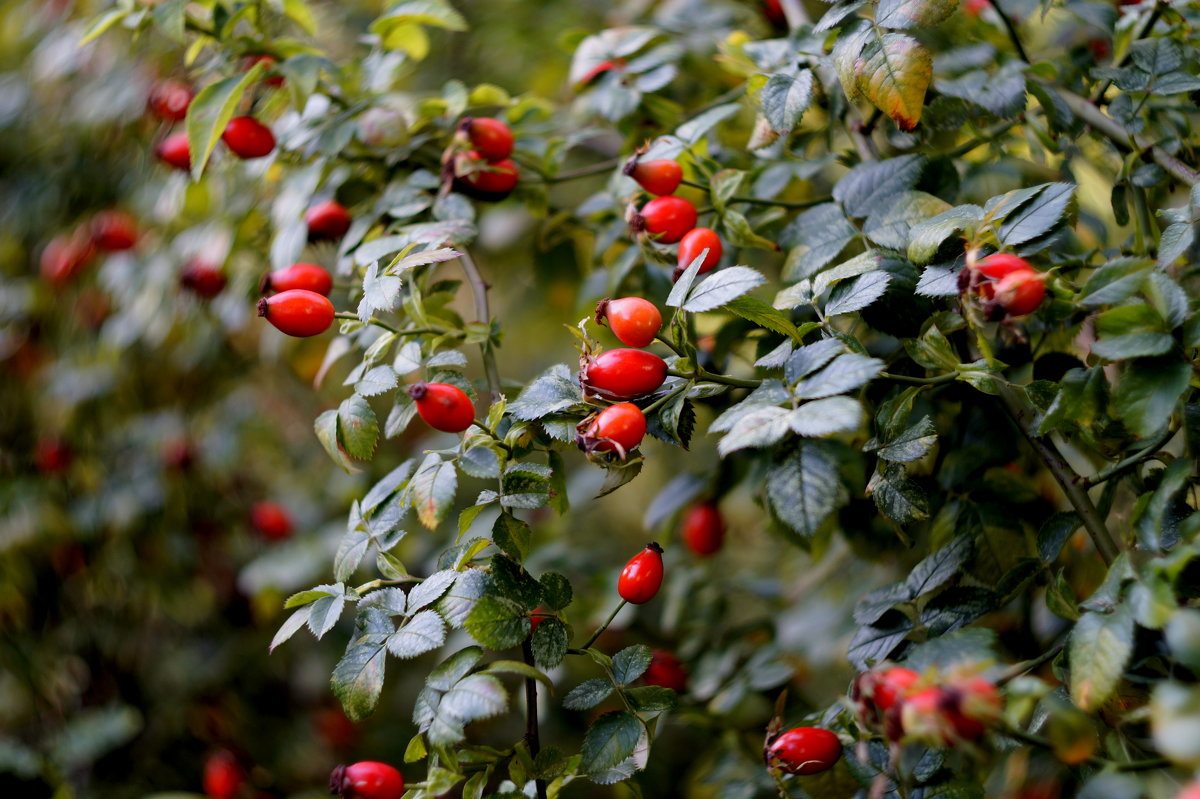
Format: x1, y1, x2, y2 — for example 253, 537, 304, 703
997, 385, 1121, 565
581, 600, 627, 650
1054, 87, 1200, 186
1082, 425, 1175, 487
996, 641, 1064, 684
678, 179, 829, 210
986, 0, 1031, 64
667, 367, 761, 389
521, 639, 548, 799
879, 371, 957, 386
459, 250, 503, 402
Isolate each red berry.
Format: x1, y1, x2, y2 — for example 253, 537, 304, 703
766, 727, 842, 776
180, 260, 227, 299
40, 232, 94, 286
90, 210, 138, 251
991, 269, 1046, 317
222, 116, 276, 159
263, 262, 333, 296
629, 159, 682, 196
306, 201, 352, 241
575, 59, 622, 89
639, 196, 697, 244
945, 675, 1002, 740
579, 402, 647, 455
598, 297, 661, 348
581, 348, 668, 400
459, 152, 519, 199
974, 252, 1033, 282
763, 0, 787, 25
203, 750, 243, 799
257, 289, 335, 337
618, 542, 664, 604
851, 665, 921, 729
251, 501, 293, 541
898, 686, 957, 744
1178, 783, 1200, 799
155, 131, 192, 171
529, 607, 550, 634
643, 649, 687, 692
681, 502, 724, 557
407, 382, 475, 433
465, 117, 514, 161
243, 54, 285, 87
330, 761, 405, 799
963, 0, 990, 15
676, 227, 723, 278
147, 79, 194, 121
34, 436, 71, 475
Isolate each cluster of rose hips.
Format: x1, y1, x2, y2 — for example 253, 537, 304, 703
40, 209, 138, 287
625, 156, 723, 281
962, 252, 1047, 320
850, 663, 1002, 746
205, 754, 404, 799
451, 117, 519, 200
149, 59, 282, 172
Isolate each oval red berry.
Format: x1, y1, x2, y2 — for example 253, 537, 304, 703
630, 159, 682, 196
602, 297, 661, 348
466, 117, 514, 161
582, 349, 668, 400
264, 262, 333, 296
640, 195, 697, 244
257, 289, 335, 337
767, 727, 842, 776
618, 542, 664, 604
408, 382, 475, 433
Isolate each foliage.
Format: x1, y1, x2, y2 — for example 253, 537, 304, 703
3, 0, 1200, 797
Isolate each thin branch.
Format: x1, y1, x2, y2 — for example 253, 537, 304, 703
1002, 726, 1169, 772
668, 367, 761, 389
678, 179, 829, 210
986, 0, 1031, 64
521, 639, 548, 799
1054, 87, 1200, 186
581, 600, 627, 650
997, 385, 1121, 565
1082, 424, 1175, 487
996, 641, 1064, 685
459, 250, 503, 402
879, 371, 957, 386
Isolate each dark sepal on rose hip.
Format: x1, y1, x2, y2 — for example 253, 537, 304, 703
256, 297, 270, 318
329, 764, 347, 796
407, 381, 428, 401
594, 297, 611, 327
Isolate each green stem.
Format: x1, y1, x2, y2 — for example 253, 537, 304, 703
879, 371, 957, 386
986, 0, 1031, 63
581, 600, 627, 650
1083, 425, 1175, 487
641, 382, 691, 415
667, 367, 761, 389
996, 641, 1064, 684
536, 158, 622, 183
678, 179, 829, 210
459, 250, 503, 402
997, 385, 1121, 565
654, 333, 686, 357
943, 119, 1021, 159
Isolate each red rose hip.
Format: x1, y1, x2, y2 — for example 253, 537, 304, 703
598, 297, 661, 348
408, 382, 475, 433
222, 116, 276, 159
629, 159, 683, 196
681, 502, 724, 557
459, 153, 519, 198
643, 649, 687, 692
578, 402, 646, 455
330, 760, 404, 799
251, 501, 293, 541
618, 542, 664, 604
203, 750, 244, 799
40, 232, 94, 286
767, 727, 841, 775
676, 227, 723, 278
464, 117, 514, 161
243, 54, 285, 87
155, 131, 191, 171
263, 262, 333, 296
306, 201, 352, 241
581, 349, 668, 400
257, 289, 335, 337
991, 269, 1046, 317
90, 210, 138, 251
639, 195, 697, 244
180, 260, 227, 298
147, 79, 193, 121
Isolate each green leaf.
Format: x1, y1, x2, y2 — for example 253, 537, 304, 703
612, 645, 652, 685
907, 205, 983, 264
767, 441, 848, 540
877, 415, 937, 462
876, 0, 957, 29
1133, 458, 1193, 552
186, 62, 268, 180
1078, 257, 1153, 308
388, 610, 447, 659
722, 295, 804, 342
868, 463, 929, 524
270, 607, 311, 652
825, 271, 892, 316
371, 0, 469, 38
482, 660, 554, 690
935, 62, 1028, 118
437, 569, 487, 629
508, 364, 583, 421
1093, 304, 1173, 361
332, 611, 392, 720
539, 572, 573, 610
492, 512, 532, 563
339, 394, 379, 460
760, 70, 815, 134
787, 397, 864, 437
854, 33, 932, 132
683, 267, 766, 313
79, 9, 130, 46
780, 204, 859, 280
414, 648, 508, 746
315, 409, 357, 472
1070, 603, 1134, 712
409, 453, 458, 529
1114, 359, 1191, 439
793, 353, 884, 399
488, 555, 543, 611
833, 155, 927, 219
864, 191, 951, 251
716, 406, 792, 457
997, 183, 1075, 247
464, 595, 530, 650
905, 536, 972, 595
625, 686, 678, 712
531, 618, 569, 669
501, 463, 552, 510
563, 679, 614, 710
580, 711, 642, 776
152, 0, 187, 42
784, 340, 845, 383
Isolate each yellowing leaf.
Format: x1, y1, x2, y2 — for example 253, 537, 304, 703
384, 23, 431, 59
855, 33, 932, 131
